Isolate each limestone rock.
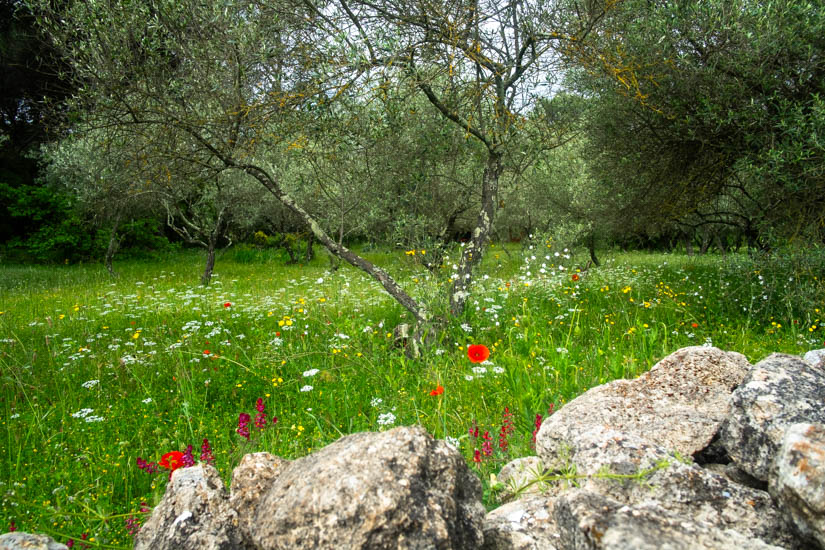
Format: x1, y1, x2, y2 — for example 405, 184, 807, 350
537, 346, 750, 465
553, 490, 785, 550
0, 533, 67, 550
134, 464, 244, 550
482, 495, 560, 550
229, 452, 289, 541
249, 425, 485, 549
720, 353, 825, 481
539, 425, 797, 548
803, 349, 825, 369
496, 457, 555, 503
770, 422, 825, 548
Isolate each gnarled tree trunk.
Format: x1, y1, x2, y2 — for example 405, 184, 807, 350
105, 209, 124, 278
449, 151, 502, 317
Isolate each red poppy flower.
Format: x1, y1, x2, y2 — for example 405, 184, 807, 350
571, 273, 580, 281
158, 451, 184, 472
691, 322, 698, 328
224, 302, 232, 308
467, 344, 490, 363
429, 385, 444, 396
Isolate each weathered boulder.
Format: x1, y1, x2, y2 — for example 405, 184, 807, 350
538, 425, 798, 548
803, 349, 825, 369
553, 490, 785, 550
770, 422, 825, 548
134, 464, 244, 550
537, 346, 750, 465
482, 495, 560, 550
249, 425, 486, 549
0, 533, 67, 550
720, 353, 825, 481
229, 452, 289, 543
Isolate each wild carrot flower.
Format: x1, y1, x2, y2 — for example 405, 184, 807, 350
467, 344, 490, 363
429, 385, 444, 396
200, 438, 215, 466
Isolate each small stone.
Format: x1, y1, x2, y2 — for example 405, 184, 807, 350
482, 495, 560, 550
803, 349, 825, 369
0, 533, 68, 550
134, 464, 243, 550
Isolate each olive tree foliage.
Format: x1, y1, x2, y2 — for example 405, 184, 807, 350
565, 0, 825, 246
319, 0, 612, 315
40, 129, 163, 276
32, 0, 615, 352
31, 0, 433, 329
287, 83, 484, 256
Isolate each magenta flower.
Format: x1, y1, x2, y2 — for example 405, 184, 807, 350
499, 407, 514, 452
237, 412, 251, 440
136, 457, 158, 474
200, 438, 215, 466
181, 444, 195, 468
481, 431, 493, 457
254, 398, 267, 429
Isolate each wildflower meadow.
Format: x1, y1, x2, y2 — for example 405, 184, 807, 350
1, 242, 823, 546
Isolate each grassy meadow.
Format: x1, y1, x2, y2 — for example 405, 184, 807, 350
1, 242, 823, 546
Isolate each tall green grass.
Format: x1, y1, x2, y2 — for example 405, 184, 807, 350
1, 245, 822, 545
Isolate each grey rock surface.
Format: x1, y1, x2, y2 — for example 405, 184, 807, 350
803, 349, 825, 369
537, 346, 750, 465
134, 464, 244, 550
229, 452, 289, 541
553, 490, 785, 550
539, 425, 798, 548
720, 353, 825, 481
770, 422, 825, 548
249, 425, 486, 549
0, 533, 67, 550
482, 495, 560, 550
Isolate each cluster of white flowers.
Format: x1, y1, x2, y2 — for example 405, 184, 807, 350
377, 412, 396, 426
81, 379, 99, 389
302, 369, 319, 378
300, 385, 313, 392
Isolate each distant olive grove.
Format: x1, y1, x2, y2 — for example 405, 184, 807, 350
2, 0, 823, 266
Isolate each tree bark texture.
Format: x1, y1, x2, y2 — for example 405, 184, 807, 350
242, 165, 429, 326
449, 151, 502, 317
105, 209, 124, 278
